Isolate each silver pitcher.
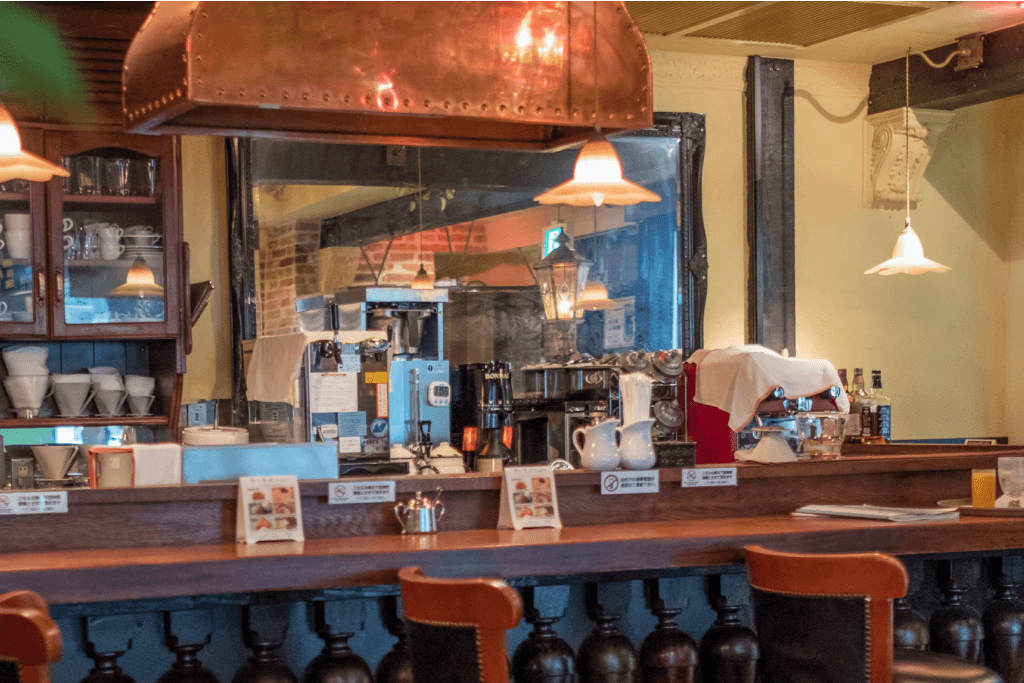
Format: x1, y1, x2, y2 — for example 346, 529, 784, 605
394, 488, 444, 534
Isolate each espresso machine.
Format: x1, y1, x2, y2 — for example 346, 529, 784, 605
333, 288, 451, 453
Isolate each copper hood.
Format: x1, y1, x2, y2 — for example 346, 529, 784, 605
122, 1, 653, 150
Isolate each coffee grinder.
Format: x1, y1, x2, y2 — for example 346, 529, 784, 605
334, 288, 451, 456
452, 361, 514, 472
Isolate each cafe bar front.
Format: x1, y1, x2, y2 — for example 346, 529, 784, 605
3, 2, 1024, 683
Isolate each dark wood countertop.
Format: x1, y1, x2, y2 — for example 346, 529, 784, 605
5, 513, 1024, 605
1, 445, 1021, 604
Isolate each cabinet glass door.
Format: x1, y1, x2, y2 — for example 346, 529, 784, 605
0, 127, 47, 336
60, 150, 166, 327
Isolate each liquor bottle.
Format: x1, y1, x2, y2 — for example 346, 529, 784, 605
870, 370, 891, 442
837, 368, 849, 399
847, 369, 873, 444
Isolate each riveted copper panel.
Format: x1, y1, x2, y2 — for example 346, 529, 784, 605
123, 1, 653, 150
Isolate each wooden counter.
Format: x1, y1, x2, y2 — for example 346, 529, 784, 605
5, 514, 1024, 605
1, 445, 1021, 605
2, 446, 1016, 553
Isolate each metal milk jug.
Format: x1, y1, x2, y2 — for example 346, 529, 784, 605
394, 488, 445, 534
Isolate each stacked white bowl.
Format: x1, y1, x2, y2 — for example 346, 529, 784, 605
124, 374, 156, 416
3, 346, 51, 418
90, 367, 127, 416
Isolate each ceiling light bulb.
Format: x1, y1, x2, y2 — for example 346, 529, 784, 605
0, 104, 71, 183
534, 131, 661, 207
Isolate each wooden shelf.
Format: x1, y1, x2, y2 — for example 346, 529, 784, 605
0, 192, 30, 202
62, 194, 159, 205
0, 415, 168, 428
65, 258, 163, 270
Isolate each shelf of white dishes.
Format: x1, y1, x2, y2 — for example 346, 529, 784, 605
62, 194, 159, 205
65, 259, 163, 270
0, 415, 168, 429
0, 192, 30, 202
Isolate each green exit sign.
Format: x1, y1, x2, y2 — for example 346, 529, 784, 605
543, 224, 565, 257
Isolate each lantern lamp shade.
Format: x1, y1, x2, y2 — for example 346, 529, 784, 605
0, 104, 70, 183
410, 263, 433, 289
533, 231, 591, 320
534, 131, 661, 207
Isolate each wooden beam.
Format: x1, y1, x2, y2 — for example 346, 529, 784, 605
869, 24, 1024, 114
746, 56, 796, 355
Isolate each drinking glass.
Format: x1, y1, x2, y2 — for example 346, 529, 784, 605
998, 457, 1024, 508
71, 156, 101, 195
103, 158, 131, 196
130, 158, 160, 196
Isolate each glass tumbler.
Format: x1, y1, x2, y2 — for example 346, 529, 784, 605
130, 159, 160, 196
103, 158, 131, 196
72, 156, 101, 195
997, 457, 1024, 508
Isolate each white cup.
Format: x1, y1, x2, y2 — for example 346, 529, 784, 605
0, 301, 7, 317
63, 217, 75, 233
4, 213, 31, 260
98, 225, 123, 241
99, 239, 125, 261
124, 225, 153, 235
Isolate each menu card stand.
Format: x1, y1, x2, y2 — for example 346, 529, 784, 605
497, 465, 562, 530
236, 476, 304, 543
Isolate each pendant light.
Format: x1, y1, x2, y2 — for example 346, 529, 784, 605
109, 257, 164, 298
578, 206, 617, 311
533, 3, 660, 208
0, 103, 70, 183
865, 49, 950, 276
410, 148, 434, 289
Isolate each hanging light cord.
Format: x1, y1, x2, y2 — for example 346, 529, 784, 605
417, 147, 425, 266
905, 48, 911, 227
593, 1, 600, 129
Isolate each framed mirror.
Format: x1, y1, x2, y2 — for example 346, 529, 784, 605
226, 112, 707, 423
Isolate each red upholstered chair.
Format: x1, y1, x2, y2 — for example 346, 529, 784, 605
0, 590, 62, 683
398, 567, 523, 683
745, 546, 1002, 683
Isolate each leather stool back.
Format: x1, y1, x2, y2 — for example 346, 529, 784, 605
398, 567, 523, 683
745, 546, 1002, 683
0, 590, 62, 683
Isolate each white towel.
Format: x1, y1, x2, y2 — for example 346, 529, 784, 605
131, 443, 182, 486
246, 331, 381, 405
686, 345, 849, 431
736, 433, 798, 463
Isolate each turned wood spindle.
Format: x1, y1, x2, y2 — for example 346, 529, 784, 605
578, 582, 639, 683
233, 605, 299, 683
894, 558, 929, 651
698, 576, 757, 683
79, 615, 139, 683
984, 557, 1024, 683
639, 578, 696, 683
303, 600, 373, 683
930, 560, 984, 663
157, 610, 220, 683
374, 597, 412, 683
511, 585, 575, 683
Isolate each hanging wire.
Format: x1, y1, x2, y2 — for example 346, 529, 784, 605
905, 48, 911, 225
593, 0, 600, 128
418, 147, 425, 267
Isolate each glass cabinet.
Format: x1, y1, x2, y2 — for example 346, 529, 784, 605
45, 130, 181, 338
0, 126, 48, 337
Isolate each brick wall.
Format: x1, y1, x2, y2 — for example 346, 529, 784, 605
257, 221, 321, 337
353, 224, 489, 286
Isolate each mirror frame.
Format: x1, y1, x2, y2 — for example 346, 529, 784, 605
224, 112, 708, 425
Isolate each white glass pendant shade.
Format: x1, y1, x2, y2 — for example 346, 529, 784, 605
0, 104, 70, 183
109, 257, 165, 298
410, 263, 433, 289
865, 218, 951, 276
534, 232, 591, 320
534, 132, 661, 207
578, 280, 617, 310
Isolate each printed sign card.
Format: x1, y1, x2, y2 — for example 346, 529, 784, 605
236, 475, 305, 544
497, 465, 562, 530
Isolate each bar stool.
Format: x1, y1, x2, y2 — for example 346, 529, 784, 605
397, 567, 523, 683
0, 590, 63, 683
745, 546, 1002, 683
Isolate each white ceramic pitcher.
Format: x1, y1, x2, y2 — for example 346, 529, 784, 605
573, 419, 620, 471
617, 419, 656, 470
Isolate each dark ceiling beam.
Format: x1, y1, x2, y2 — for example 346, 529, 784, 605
869, 24, 1024, 114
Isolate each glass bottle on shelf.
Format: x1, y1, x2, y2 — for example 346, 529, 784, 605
847, 368, 874, 444
61, 151, 165, 326
870, 370, 891, 442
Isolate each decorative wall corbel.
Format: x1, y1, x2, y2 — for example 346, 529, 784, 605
863, 107, 954, 208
